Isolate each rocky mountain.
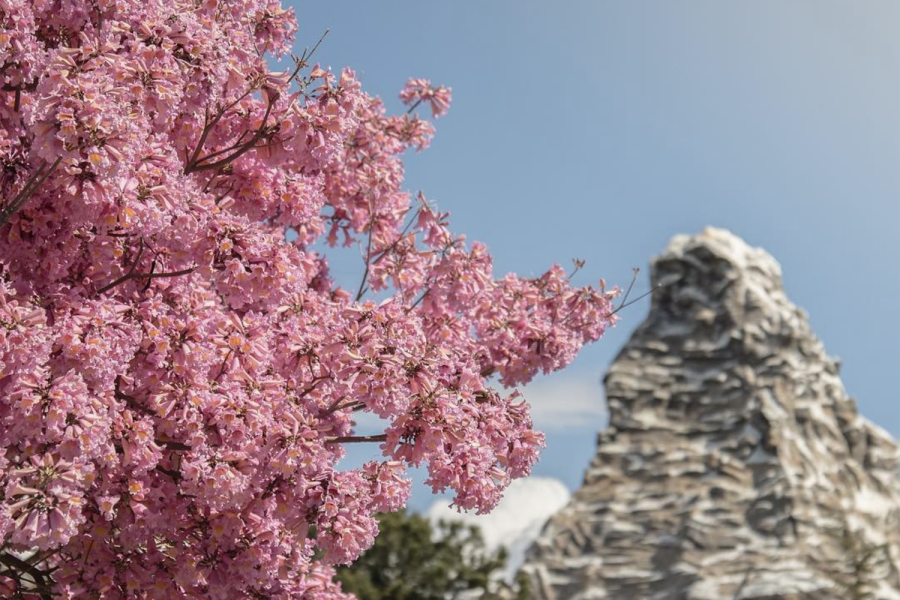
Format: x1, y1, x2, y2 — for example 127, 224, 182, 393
521, 228, 900, 600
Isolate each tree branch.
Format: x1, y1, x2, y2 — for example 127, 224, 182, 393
325, 434, 387, 445
97, 265, 194, 295
320, 399, 364, 417
0, 157, 62, 228
185, 100, 274, 174
0, 552, 53, 599
186, 89, 254, 170
608, 283, 662, 316
355, 217, 375, 302
157, 439, 192, 451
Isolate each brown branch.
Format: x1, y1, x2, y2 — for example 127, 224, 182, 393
287, 29, 330, 87
368, 205, 420, 267
250, 135, 294, 151
0, 157, 62, 228
355, 218, 375, 302
185, 100, 274, 174
405, 98, 423, 114
97, 264, 194, 295
568, 258, 586, 280
186, 89, 254, 170
143, 267, 195, 280
214, 349, 233, 381
157, 439, 192, 451
302, 30, 330, 73
0, 552, 53, 599
354, 204, 424, 301
616, 267, 640, 311
608, 283, 662, 316
320, 399, 364, 417
140, 258, 157, 293
201, 168, 225, 193
110, 237, 145, 287
1, 78, 38, 93
297, 375, 331, 400
405, 287, 430, 314
191, 130, 252, 165
155, 465, 182, 482
325, 434, 387, 445
184, 29, 328, 176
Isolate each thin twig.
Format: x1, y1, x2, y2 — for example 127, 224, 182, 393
405, 287, 430, 314
186, 89, 254, 170
97, 238, 145, 294
355, 217, 375, 302
354, 203, 424, 301
140, 258, 157, 293
307, 30, 330, 64
183, 26, 324, 176
297, 375, 331, 399
191, 130, 252, 165
141, 267, 194, 281
185, 100, 274, 173
320, 399, 364, 417
617, 267, 639, 311
325, 434, 387, 444
609, 283, 662, 316
568, 258, 586, 280
369, 205, 420, 267
81, 539, 93, 568
98, 264, 194, 295
405, 98, 423, 114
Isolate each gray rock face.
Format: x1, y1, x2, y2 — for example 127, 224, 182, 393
522, 228, 900, 600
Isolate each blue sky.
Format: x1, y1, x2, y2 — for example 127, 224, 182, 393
284, 1, 899, 509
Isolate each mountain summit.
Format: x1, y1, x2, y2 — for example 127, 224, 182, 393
522, 228, 900, 600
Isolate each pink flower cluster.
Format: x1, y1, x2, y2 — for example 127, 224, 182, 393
0, 1, 617, 598
399, 78, 452, 118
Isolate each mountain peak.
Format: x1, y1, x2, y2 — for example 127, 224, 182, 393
522, 229, 900, 600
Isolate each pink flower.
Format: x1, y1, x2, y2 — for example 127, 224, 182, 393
400, 78, 453, 117
5, 454, 88, 550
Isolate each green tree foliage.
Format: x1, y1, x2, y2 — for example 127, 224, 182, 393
336, 510, 531, 600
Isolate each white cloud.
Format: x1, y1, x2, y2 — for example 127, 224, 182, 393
348, 373, 606, 434
426, 476, 571, 582
520, 373, 607, 430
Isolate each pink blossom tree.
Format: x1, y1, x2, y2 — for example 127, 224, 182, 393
0, 1, 617, 598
